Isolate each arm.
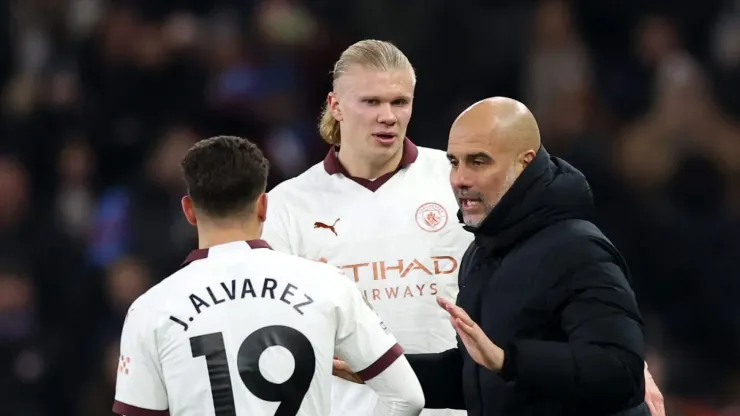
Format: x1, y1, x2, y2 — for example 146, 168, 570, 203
112, 304, 169, 416
500, 259, 645, 406
334, 276, 424, 415
406, 348, 465, 409
364, 356, 425, 416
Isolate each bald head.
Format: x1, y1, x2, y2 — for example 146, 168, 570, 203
451, 97, 541, 155
447, 97, 540, 227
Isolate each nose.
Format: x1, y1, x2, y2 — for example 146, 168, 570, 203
449, 165, 473, 190
376, 103, 397, 125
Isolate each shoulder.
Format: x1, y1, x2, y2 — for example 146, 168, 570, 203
522, 219, 624, 276
269, 163, 325, 199
531, 221, 638, 312
267, 162, 338, 218
266, 164, 327, 223
416, 146, 447, 160
414, 147, 452, 174
287, 256, 359, 301
530, 219, 614, 254
404, 147, 456, 199
121, 286, 164, 333
300, 257, 352, 287
260, 250, 354, 287
126, 266, 196, 321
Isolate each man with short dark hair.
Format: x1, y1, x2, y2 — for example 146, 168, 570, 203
180, 135, 270, 219
112, 136, 424, 416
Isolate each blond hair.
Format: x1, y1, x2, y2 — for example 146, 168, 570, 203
318, 40, 415, 145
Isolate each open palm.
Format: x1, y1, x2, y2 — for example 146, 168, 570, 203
437, 296, 504, 371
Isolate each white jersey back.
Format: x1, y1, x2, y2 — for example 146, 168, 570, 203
113, 240, 402, 416
263, 140, 473, 416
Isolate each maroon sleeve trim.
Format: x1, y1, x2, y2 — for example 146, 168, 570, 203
113, 400, 170, 416
356, 343, 405, 381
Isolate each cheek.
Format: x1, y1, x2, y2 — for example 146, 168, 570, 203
345, 106, 374, 125
480, 171, 508, 197
396, 107, 412, 124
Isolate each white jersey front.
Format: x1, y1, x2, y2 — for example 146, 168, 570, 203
112, 240, 407, 416
263, 140, 473, 416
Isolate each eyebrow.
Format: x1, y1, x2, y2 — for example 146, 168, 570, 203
447, 152, 494, 163
359, 95, 413, 101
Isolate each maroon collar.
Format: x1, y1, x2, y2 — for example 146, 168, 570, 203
181, 239, 272, 268
322, 137, 419, 192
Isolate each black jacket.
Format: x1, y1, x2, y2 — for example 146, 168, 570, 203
407, 147, 647, 415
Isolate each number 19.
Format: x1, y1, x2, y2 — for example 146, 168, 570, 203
190, 326, 316, 416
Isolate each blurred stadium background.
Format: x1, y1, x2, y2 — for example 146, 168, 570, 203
1, 0, 740, 414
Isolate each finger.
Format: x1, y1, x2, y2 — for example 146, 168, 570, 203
445, 303, 476, 327
437, 296, 452, 309
455, 330, 474, 347
332, 360, 364, 385
454, 317, 481, 340
450, 315, 474, 332
333, 359, 351, 372
451, 319, 474, 345
317, 257, 328, 263
333, 370, 364, 384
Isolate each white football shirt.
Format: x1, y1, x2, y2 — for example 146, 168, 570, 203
262, 139, 473, 416
112, 240, 409, 416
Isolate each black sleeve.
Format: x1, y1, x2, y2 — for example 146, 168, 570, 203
499, 247, 645, 407
406, 348, 466, 409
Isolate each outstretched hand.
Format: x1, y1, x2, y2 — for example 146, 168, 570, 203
437, 296, 505, 371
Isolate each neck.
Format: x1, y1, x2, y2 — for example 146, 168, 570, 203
337, 145, 403, 179
196, 219, 263, 249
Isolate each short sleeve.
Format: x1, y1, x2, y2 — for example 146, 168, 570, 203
334, 277, 403, 381
112, 303, 169, 416
262, 193, 296, 254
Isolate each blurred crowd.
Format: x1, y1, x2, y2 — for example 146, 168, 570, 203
1, 0, 740, 414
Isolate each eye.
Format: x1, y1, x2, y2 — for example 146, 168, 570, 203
472, 159, 485, 167
392, 99, 409, 106
363, 99, 379, 106
448, 159, 459, 168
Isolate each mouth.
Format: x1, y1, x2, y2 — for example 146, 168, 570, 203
459, 198, 483, 211
372, 132, 398, 145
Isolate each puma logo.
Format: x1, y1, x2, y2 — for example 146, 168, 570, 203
314, 218, 340, 236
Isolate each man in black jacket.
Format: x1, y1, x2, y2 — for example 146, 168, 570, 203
413, 97, 649, 415
335, 97, 654, 415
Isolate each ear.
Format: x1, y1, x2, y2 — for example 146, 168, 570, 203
328, 92, 343, 122
181, 195, 197, 226
256, 193, 267, 222
520, 149, 537, 168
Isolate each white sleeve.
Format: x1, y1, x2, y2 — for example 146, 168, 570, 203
262, 192, 296, 254
365, 358, 425, 416
334, 278, 424, 415
334, 277, 401, 377
112, 303, 169, 416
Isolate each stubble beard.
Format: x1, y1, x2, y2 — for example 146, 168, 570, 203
463, 165, 518, 228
